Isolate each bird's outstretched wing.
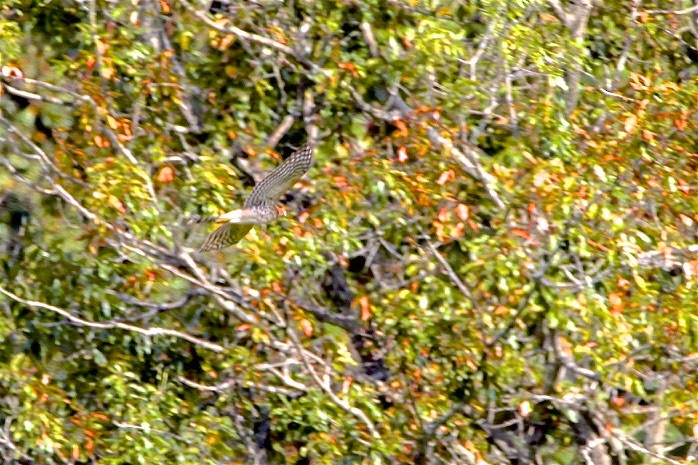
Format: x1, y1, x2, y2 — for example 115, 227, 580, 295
244, 143, 313, 207
199, 223, 254, 252
199, 143, 313, 251
198, 203, 279, 251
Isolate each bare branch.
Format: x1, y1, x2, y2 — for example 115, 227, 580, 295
425, 127, 506, 210
0, 286, 225, 352
180, 0, 293, 56
646, 3, 698, 15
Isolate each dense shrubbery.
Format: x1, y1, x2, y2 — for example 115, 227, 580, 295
1, 1, 697, 463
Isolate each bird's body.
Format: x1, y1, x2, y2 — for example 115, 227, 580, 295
198, 143, 313, 251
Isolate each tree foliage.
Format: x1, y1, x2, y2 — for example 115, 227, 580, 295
1, 0, 697, 463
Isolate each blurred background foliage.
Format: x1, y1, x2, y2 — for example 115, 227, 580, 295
1, 0, 697, 463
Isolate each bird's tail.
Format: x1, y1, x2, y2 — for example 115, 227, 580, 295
186, 214, 220, 224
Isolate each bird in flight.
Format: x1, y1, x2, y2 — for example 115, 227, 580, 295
197, 143, 313, 251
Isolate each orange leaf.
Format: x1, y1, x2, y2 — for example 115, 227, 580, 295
679, 214, 694, 227
394, 120, 408, 137
630, 72, 650, 87
397, 146, 408, 163
587, 239, 608, 251
108, 195, 126, 214
539, 13, 559, 22
433, 222, 446, 241
341, 376, 353, 393
641, 129, 654, 141
95, 39, 108, 55
677, 178, 690, 195
358, 295, 371, 321
436, 169, 455, 186
510, 227, 531, 240
494, 305, 509, 316
100, 63, 115, 79
624, 114, 637, 134
159, 0, 171, 13
333, 176, 349, 188
93, 134, 110, 148
609, 291, 624, 314
455, 203, 469, 221
298, 211, 310, 224
218, 35, 235, 50
338, 62, 359, 78
156, 166, 175, 183
299, 318, 313, 336
674, 111, 688, 131
437, 207, 449, 223
214, 17, 229, 27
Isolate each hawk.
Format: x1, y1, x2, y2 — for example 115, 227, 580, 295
197, 143, 313, 251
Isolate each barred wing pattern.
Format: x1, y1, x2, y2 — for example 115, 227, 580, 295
199, 223, 254, 252
244, 143, 313, 207
199, 143, 313, 251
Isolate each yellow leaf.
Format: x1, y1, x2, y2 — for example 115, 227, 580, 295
105, 114, 118, 130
